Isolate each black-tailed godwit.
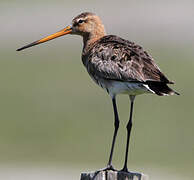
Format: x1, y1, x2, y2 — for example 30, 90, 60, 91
17, 12, 179, 172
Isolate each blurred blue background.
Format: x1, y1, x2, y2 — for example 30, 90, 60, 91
0, 0, 194, 179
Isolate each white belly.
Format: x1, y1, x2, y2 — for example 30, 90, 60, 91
108, 80, 153, 96
94, 78, 154, 97
89, 73, 154, 97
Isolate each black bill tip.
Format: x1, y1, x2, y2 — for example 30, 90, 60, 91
16, 47, 24, 51
16, 41, 39, 51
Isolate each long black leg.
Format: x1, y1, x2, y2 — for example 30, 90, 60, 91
107, 96, 120, 170
121, 95, 135, 172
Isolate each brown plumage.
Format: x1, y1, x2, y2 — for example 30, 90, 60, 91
82, 34, 179, 96
17, 12, 179, 172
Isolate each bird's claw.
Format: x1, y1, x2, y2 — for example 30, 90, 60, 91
120, 167, 129, 173
100, 165, 117, 172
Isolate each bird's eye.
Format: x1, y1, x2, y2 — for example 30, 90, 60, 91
78, 19, 84, 24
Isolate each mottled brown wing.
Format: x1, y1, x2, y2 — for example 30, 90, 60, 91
83, 35, 172, 84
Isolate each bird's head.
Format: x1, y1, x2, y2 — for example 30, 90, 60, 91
71, 12, 106, 37
17, 12, 106, 51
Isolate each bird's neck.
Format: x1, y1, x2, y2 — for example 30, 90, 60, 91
83, 26, 106, 52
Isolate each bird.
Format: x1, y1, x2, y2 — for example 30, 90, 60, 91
17, 12, 179, 172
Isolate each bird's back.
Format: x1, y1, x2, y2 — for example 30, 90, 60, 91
82, 35, 179, 96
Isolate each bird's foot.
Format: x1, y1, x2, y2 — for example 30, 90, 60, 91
100, 164, 117, 172
120, 166, 129, 173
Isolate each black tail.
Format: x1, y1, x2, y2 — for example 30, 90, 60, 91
146, 81, 180, 96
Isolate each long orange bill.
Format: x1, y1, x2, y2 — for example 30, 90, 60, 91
17, 25, 72, 51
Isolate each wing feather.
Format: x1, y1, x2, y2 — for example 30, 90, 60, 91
82, 35, 173, 84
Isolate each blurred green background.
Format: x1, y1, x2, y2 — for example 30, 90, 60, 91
0, 0, 194, 179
